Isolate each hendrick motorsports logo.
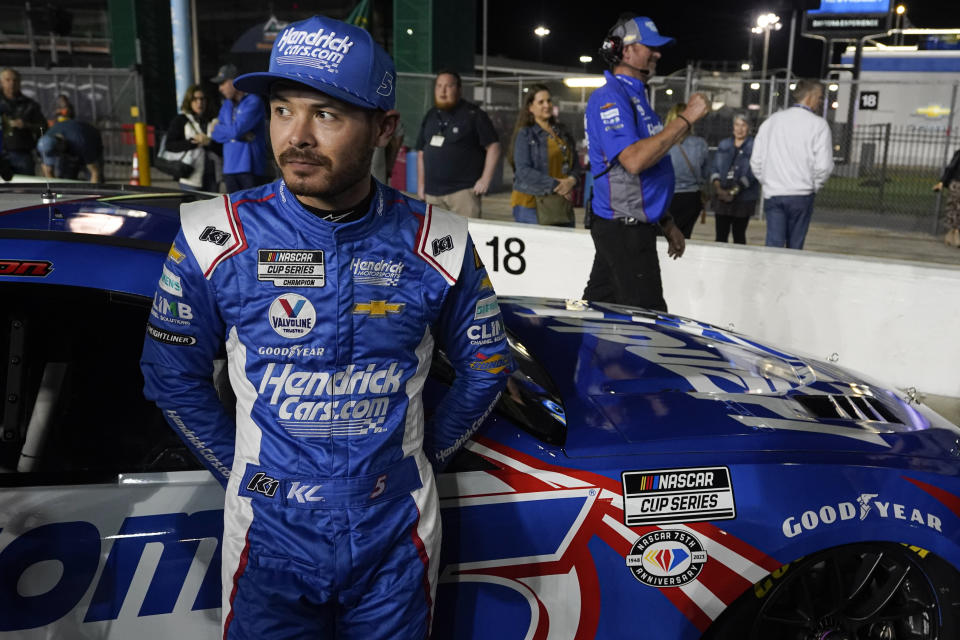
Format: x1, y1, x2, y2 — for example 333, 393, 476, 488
351, 256, 403, 286
626, 529, 707, 587
781, 493, 943, 538
269, 293, 316, 339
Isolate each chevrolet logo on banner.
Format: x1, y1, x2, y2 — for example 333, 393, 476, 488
353, 300, 405, 317
915, 104, 951, 119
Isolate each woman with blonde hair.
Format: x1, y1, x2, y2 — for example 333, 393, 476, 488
665, 103, 709, 238
711, 113, 759, 244
507, 84, 580, 226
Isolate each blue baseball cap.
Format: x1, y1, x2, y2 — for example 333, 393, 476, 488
611, 16, 675, 48
233, 16, 395, 111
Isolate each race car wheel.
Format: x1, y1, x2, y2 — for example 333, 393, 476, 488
704, 543, 960, 640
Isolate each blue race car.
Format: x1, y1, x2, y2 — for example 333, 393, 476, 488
1, 181, 959, 640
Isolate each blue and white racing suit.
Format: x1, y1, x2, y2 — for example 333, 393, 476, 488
140, 179, 511, 639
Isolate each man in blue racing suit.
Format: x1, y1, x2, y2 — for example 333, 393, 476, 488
140, 15, 511, 639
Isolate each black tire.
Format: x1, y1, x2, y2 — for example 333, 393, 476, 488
703, 542, 960, 640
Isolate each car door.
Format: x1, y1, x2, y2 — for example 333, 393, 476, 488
0, 282, 223, 639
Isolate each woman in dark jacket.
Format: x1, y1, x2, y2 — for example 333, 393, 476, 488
934, 148, 960, 247
711, 113, 759, 244
165, 84, 220, 191
507, 84, 580, 225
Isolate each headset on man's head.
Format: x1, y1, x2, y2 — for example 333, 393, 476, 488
599, 13, 639, 66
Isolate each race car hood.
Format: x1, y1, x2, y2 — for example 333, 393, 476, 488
498, 298, 960, 461
0, 183, 196, 243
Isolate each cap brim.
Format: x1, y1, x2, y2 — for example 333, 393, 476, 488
234, 71, 379, 110
645, 34, 675, 47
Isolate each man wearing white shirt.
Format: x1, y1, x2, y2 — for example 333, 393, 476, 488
750, 79, 834, 249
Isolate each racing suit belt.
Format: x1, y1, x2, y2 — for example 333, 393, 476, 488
238, 456, 422, 509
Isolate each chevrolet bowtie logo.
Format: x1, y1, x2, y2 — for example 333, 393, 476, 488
353, 300, 405, 317
915, 104, 951, 119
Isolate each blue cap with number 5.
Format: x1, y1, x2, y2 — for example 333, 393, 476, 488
233, 15, 395, 111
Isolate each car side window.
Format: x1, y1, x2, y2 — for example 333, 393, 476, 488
0, 283, 203, 483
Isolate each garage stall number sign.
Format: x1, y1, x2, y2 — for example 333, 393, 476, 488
621, 466, 735, 526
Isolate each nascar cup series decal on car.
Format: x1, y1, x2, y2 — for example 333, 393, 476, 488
258, 249, 325, 287
781, 492, 943, 538
622, 466, 735, 526
626, 529, 708, 587
351, 256, 403, 286
269, 293, 316, 338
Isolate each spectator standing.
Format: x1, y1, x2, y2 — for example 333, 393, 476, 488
933, 147, 960, 247
0, 68, 45, 176
166, 84, 221, 192
140, 15, 510, 639
750, 79, 833, 250
664, 103, 709, 238
582, 15, 709, 311
711, 113, 759, 244
211, 64, 268, 192
507, 84, 579, 226
415, 70, 501, 218
36, 114, 103, 183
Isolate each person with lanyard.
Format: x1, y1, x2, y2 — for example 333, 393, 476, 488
415, 69, 501, 218
140, 15, 511, 639
750, 79, 834, 250
582, 14, 709, 312
507, 83, 580, 226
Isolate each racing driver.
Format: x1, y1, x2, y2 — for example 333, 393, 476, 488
140, 15, 511, 639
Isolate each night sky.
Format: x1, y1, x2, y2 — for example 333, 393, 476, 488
477, 1, 960, 77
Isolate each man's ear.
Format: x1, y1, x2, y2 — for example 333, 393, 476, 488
374, 109, 400, 148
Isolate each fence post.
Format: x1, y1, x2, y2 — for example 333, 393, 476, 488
879, 122, 890, 211
933, 81, 959, 234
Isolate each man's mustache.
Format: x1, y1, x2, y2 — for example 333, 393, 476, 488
278, 149, 331, 167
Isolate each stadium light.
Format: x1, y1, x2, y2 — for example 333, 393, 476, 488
579, 55, 593, 64
534, 26, 550, 37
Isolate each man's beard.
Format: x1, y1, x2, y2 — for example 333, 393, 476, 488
435, 97, 457, 110
278, 146, 374, 201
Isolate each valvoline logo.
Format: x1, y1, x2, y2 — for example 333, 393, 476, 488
269, 293, 316, 339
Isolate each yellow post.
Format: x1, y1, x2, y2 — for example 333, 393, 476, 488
133, 120, 152, 187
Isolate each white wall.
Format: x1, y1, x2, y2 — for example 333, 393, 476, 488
468, 219, 960, 398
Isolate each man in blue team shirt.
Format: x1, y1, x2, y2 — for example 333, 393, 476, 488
211, 63, 268, 192
583, 15, 709, 312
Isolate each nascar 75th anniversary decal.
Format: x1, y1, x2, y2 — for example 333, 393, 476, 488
622, 466, 735, 526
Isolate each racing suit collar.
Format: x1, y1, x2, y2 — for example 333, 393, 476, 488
274, 178, 387, 241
